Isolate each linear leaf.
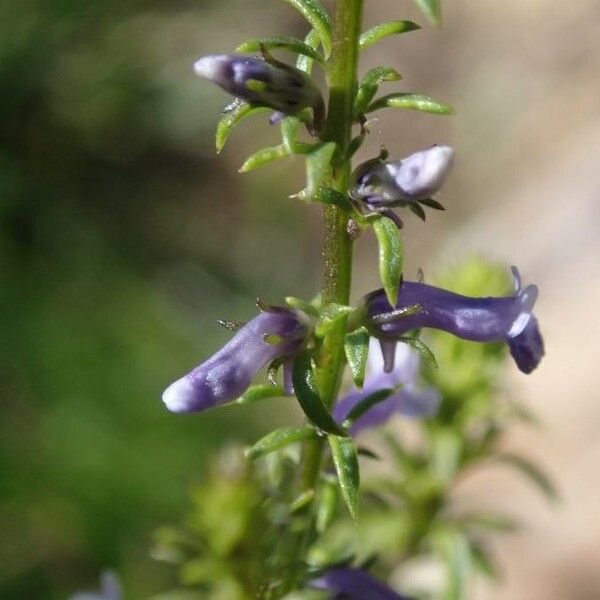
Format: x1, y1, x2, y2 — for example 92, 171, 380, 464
246, 426, 318, 459
368, 92, 454, 115
342, 388, 395, 426
236, 384, 286, 405
344, 327, 370, 388
355, 67, 402, 116
359, 20, 420, 50
494, 453, 558, 501
412, 0, 442, 28
215, 101, 270, 153
296, 29, 321, 74
316, 303, 354, 337
285, 296, 320, 317
292, 352, 348, 436
280, 0, 332, 57
315, 187, 353, 211
399, 337, 438, 367
280, 116, 300, 154
373, 215, 404, 306
328, 435, 360, 520
316, 478, 338, 532
239, 143, 289, 172
236, 36, 324, 64
434, 528, 472, 600
306, 142, 336, 199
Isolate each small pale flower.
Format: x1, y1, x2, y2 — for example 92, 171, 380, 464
334, 338, 440, 434
162, 306, 307, 413
364, 267, 544, 374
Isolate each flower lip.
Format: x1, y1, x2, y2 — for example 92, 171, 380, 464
162, 307, 308, 413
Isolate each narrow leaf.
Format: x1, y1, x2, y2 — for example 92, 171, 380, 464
285, 296, 320, 317
373, 215, 404, 306
316, 187, 353, 211
280, 116, 300, 154
412, 0, 442, 28
306, 142, 336, 199
342, 388, 395, 426
434, 528, 472, 600
236, 384, 287, 405
280, 0, 332, 57
216, 101, 270, 153
328, 435, 360, 520
344, 326, 370, 388
296, 29, 321, 74
246, 426, 318, 459
236, 36, 324, 64
359, 21, 421, 50
399, 336, 438, 367
292, 352, 348, 436
239, 143, 289, 172
290, 488, 315, 512
355, 67, 402, 116
419, 197, 445, 210
368, 92, 454, 115
469, 540, 501, 581
316, 478, 338, 532
316, 303, 354, 337
494, 453, 558, 501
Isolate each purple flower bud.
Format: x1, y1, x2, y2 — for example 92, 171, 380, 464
351, 146, 454, 206
365, 267, 544, 374
162, 307, 308, 413
194, 54, 324, 118
70, 572, 121, 600
311, 567, 409, 600
334, 339, 440, 435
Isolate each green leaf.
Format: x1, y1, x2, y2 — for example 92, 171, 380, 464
359, 20, 421, 50
373, 215, 404, 306
292, 352, 348, 436
245, 426, 318, 459
328, 435, 360, 520
215, 101, 270, 153
239, 143, 289, 172
434, 528, 472, 600
296, 29, 321, 74
355, 67, 402, 116
236, 384, 287, 405
280, 116, 300, 155
290, 488, 315, 512
316, 303, 354, 337
493, 453, 559, 501
280, 0, 332, 57
399, 337, 438, 367
235, 36, 324, 64
430, 428, 461, 483
342, 388, 395, 426
412, 0, 442, 28
305, 142, 336, 199
367, 92, 454, 115
344, 326, 370, 387
316, 478, 338, 532
315, 187, 353, 211
469, 540, 501, 581
285, 296, 320, 317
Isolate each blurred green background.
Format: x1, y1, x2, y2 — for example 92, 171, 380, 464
1, 0, 599, 598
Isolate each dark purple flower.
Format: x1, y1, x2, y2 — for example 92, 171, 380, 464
365, 267, 544, 374
70, 572, 121, 600
194, 54, 324, 118
162, 307, 308, 413
311, 567, 409, 600
334, 339, 440, 435
350, 146, 454, 207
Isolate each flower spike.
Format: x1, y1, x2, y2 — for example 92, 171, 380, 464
162, 307, 308, 413
364, 267, 544, 374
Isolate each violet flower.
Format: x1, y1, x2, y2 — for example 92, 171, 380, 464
70, 572, 121, 600
364, 267, 544, 374
194, 54, 324, 120
311, 567, 409, 600
162, 306, 307, 413
334, 338, 440, 435
350, 146, 454, 207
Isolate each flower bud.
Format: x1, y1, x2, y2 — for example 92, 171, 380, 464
162, 307, 307, 413
351, 145, 454, 206
364, 267, 544, 374
194, 54, 323, 118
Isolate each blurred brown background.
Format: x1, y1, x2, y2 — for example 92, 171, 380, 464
1, 0, 598, 598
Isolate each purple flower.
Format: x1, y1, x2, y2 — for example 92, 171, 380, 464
70, 572, 121, 600
334, 339, 440, 435
364, 267, 544, 374
311, 567, 409, 600
350, 146, 454, 207
162, 307, 308, 413
194, 54, 324, 118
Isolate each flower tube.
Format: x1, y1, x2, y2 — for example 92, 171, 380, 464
365, 267, 544, 374
334, 338, 440, 435
162, 307, 308, 413
194, 54, 324, 118
311, 567, 409, 600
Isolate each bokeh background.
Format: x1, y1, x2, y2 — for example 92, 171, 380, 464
1, 0, 599, 598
